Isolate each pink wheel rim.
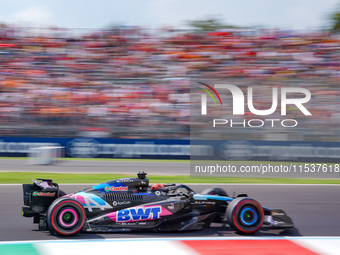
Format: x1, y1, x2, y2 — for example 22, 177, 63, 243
58, 208, 78, 227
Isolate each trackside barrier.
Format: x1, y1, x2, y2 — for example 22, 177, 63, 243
0, 237, 339, 255
28, 146, 64, 165
1, 137, 340, 162
0, 137, 191, 160
190, 140, 340, 163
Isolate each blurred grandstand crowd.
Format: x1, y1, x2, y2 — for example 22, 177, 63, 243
0, 24, 339, 140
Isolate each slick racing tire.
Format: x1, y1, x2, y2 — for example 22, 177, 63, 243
201, 186, 228, 197
226, 197, 264, 234
47, 197, 85, 236
201, 186, 229, 222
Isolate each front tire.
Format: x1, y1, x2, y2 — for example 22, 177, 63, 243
201, 186, 228, 197
201, 186, 229, 222
47, 197, 85, 236
226, 197, 264, 234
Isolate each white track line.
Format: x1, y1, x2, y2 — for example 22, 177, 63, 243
1, 236, 340, 245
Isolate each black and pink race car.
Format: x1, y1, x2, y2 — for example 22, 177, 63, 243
22, 172, 294, 236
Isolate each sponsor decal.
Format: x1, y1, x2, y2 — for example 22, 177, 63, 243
104, 186, 128, 192
32, 191, 55, 197
112, 201, 131, 206
106, 205, 172, 222
72, 192, 111, 212
194, 201, 216, 205
118, 178, 134, 183
274, 221, 286, 225
120, 222, 137, 226
168, 203, 175, 210
117, 206, 162, 222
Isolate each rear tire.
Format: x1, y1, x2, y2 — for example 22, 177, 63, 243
226, 197, 264, 234
38, 216, 47, 230
47, 197, 85, 236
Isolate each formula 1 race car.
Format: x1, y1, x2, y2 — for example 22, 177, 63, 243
22, 172, 294, 236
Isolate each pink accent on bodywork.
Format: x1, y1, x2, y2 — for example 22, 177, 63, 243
62, 193, 74, 197
107, 205, 172, 222
72, 194, 86, 204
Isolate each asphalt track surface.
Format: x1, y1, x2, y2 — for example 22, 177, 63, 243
1, 184, 340, 241
0, 159, 189, 175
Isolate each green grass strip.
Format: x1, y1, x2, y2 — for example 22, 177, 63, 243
1, 172, 340, 184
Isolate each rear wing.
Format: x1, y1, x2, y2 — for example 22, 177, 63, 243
22, 179, 60, 216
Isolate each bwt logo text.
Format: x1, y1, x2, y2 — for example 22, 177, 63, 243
198, 83, 312, 128
117, 206, 162, 222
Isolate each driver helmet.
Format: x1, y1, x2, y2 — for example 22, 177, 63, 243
151, 183, 165, 191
